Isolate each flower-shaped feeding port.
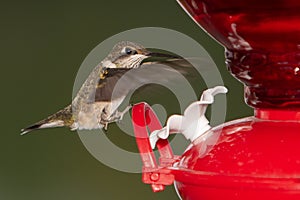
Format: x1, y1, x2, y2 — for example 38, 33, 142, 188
150, 86, 228, 149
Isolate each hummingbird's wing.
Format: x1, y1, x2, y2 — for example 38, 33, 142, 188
88, 68, 132, 102
142, 57, 213, 75
88, 60, 200, 103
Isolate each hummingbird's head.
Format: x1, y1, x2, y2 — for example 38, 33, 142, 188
102, 41, 150, 69
102, 41, 179, 69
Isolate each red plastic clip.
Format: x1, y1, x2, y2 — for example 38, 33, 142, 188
132, 103, 180, 192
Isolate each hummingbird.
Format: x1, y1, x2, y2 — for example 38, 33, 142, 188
21, 41, 183, 135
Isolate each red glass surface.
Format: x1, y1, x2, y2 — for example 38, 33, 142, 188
179, 0, 300, 108
174, 110, 300, 200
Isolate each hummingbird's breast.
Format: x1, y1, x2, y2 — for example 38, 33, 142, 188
74, 102, 106, 130
72, 96, 126, 130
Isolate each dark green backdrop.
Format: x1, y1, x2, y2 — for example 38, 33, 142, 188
0, 0, 252, 199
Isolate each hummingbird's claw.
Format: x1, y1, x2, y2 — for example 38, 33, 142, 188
100, 105, 133, 127
117, 105, 132, 122
104, 122, 108, 131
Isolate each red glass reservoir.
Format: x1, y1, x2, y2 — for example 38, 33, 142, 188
179, 0, 300, 108
174, 110, 300, 200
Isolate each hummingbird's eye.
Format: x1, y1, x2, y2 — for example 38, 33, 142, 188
123, 47, 137, 55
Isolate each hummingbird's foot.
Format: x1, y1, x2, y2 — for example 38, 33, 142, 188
104, 122, 108, 131
98, 113, 109, 130
115, 104, 132, 122
98, 120, 109, 131
100, 104, 133, 125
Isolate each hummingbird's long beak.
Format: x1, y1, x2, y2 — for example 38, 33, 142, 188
146, 52, 182, 59
140, 49, 186, 67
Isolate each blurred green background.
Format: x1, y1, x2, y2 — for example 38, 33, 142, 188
0, 0, 252, 199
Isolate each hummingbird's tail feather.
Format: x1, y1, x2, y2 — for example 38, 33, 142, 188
20, 120, 65, 135
20, 105, 74, 135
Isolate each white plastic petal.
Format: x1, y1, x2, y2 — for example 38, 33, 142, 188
150, 86, 228, 149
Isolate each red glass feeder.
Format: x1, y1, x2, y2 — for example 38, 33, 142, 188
132, 0, 300, 199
